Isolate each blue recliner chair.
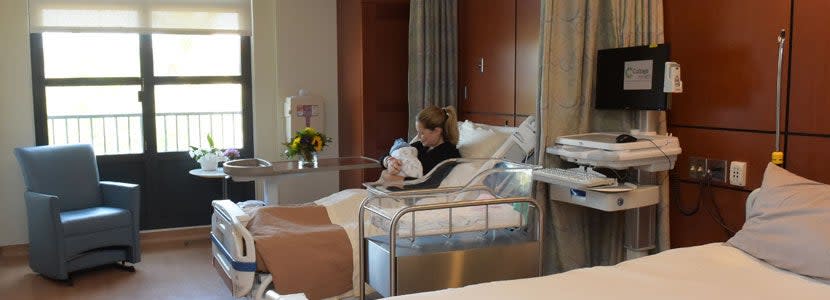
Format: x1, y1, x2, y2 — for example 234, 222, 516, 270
14, 144, 141, 283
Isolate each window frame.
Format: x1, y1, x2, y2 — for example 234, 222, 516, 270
29, 33, 254, 160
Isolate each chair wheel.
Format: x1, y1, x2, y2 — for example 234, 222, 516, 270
116, 262, 136, 272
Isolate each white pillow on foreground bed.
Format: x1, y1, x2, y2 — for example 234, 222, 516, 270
727, 163, 830, 283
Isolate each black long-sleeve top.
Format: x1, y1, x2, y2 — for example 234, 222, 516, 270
380, 141, 461, 175
380, 141, 461, 190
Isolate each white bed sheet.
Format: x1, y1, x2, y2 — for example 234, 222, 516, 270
313, 188, 525, 299
387, 243, 830, 300
369, 202, 522, 238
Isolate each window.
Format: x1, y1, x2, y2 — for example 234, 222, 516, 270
32, 32, 251, 155
29, 0, 252, 156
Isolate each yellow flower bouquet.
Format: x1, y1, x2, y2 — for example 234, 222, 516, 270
283, 127, 332, 164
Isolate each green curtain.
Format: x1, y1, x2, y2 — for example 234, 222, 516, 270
538, 0, 666, 273
407, 0, 458, 139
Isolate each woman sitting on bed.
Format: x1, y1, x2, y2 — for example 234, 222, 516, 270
379, 105, 461, 187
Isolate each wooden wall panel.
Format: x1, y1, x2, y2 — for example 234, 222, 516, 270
670, 182, 747, 248
516, 115, 527, 126
461, 112, 514, 127
338, 0, 366, 189
338, 0, 409, 189
515, 0, 540, 116
362, 1, 410, 160
670, 127, 778, 190
786, 135, 830, 184
458, 0, 516, 115
665, 0, 790, 131
664, 0, 793, 248
788, 0, 830, 134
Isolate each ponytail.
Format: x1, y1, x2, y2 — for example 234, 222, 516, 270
441, 106, 459, 145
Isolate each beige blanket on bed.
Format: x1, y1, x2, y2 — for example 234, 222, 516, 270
246, 205, 353, 300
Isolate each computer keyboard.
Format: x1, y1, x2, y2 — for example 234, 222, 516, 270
533, 167, 617, 188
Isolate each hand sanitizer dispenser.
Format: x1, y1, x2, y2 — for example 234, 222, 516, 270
663, 62, 682, 93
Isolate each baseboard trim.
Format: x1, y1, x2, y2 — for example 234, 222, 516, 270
0, 243, 28, 258
0, 225, 211, 260
140, 225, 211, 245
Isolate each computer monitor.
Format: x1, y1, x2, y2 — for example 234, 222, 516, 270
595, 44, 669, 110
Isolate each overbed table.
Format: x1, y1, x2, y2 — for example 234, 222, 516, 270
224, 156, 380, 205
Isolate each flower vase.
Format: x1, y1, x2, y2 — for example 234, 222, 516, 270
200, 158, 219, 171
199, 153, 226, 171
298, 151, 318, 167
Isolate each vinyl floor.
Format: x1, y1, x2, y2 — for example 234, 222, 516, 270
0, 239, 232, 300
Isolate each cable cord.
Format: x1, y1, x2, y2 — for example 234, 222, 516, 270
671, 171, 700, 216
641, 138, 673, 169
649, 135, 736, 234
701, 175, 737, 235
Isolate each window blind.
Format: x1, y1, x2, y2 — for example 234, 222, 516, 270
29, 0, 252, 35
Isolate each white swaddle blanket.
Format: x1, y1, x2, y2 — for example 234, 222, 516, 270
390, 146, 423, 178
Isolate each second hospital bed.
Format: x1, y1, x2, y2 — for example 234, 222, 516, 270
211, 118, 540, 300
387, 171, 830, 300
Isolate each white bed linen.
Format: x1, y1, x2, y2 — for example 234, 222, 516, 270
313, 188, 525, 299
313, 189, 367, 299
370, 202, 522, 237
387, 243, 830, 300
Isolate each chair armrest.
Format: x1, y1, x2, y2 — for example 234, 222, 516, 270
25, 191, 62, 234
24, 191, 65, 272
100, 181, 140, 216
101, 181, 142, 263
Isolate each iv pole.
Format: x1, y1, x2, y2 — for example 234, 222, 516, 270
772, 29, 785, 166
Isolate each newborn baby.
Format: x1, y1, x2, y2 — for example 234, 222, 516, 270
388, 138, 423, 178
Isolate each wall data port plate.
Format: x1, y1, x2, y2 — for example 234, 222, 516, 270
688, 157, 726, 183
707, 159, 727, 183
688, 156, 706, 180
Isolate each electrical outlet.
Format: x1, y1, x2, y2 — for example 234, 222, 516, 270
730, 161, 747, 186
689, 156, 706, 180
707, 159, 727, 183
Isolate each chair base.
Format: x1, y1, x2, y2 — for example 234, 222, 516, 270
115, 261, 136, 273
41, 262, 137, 287
41, 274, 74, 286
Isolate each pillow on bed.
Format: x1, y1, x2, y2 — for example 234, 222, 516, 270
457, 120, 511, 158
726, 163, 830, 283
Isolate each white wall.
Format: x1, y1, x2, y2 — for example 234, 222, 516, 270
252, 0, 340, 204
0, 0, 35, 246
0, 0, 340, 245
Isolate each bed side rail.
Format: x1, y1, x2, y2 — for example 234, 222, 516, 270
211, 199, 257, 298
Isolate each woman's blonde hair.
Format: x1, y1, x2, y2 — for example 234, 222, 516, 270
417, 105, 459, 145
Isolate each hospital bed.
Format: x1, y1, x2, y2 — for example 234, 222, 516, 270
210, 118, 539, 300
385, 188, 830, 300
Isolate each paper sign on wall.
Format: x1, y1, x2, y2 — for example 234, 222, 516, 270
295, 104, 320, 127
623, 60, 653, 90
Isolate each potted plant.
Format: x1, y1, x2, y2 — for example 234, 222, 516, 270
189, 134, 232, 171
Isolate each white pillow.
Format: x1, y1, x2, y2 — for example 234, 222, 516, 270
457, 121, 511, 158
726, 163, 830, 283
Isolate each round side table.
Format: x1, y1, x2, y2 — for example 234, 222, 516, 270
189, 167, 230, 199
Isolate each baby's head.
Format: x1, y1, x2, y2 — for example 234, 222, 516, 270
389, 138, 409, 154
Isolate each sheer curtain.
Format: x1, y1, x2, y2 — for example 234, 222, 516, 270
407, 0, 458, 139
537, 0, 666, 273
28, 0, 251, 35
